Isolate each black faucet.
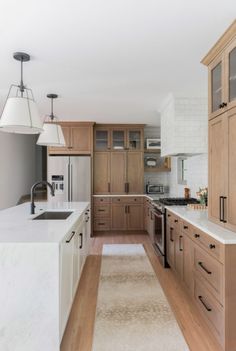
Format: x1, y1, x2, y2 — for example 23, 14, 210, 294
30, 181, 55, 215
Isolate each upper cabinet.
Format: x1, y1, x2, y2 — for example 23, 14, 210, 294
94, 125, 144, 152
48, 122, 94, 155
202, 20, 236, 119
202, 20, 236, 232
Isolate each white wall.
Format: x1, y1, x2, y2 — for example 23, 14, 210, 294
0, 133, 36, 210
167, 154, 208, 198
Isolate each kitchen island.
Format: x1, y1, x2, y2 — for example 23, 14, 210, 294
0, 201, 90, 351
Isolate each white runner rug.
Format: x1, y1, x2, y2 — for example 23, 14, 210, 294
92, 244, 189, 351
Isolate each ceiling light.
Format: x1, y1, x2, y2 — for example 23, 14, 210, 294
37, 94, 65, 147
0, 52, 43, 134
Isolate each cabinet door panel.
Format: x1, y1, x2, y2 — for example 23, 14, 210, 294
183, 235, 194, 294
226, 109, 236, 230
208, 115, 226, 225
225, 38, 236, 111
127, 204, 144, 230
110, 152, 126, 194
166, 223, 175, 268
71, 126, 92, 153
175, 232, 183, 279
111, 204, 126, 230
94, 152, 110, 194
127, 152, 144, 194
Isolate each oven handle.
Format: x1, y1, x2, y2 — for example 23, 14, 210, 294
153, 210, 163, 218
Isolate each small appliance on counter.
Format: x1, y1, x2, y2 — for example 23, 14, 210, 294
151, 197, 199, 268
146, 183, 168, 194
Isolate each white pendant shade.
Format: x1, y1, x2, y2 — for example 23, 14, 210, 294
0, 97, 43, 134
37, 122, 66, 147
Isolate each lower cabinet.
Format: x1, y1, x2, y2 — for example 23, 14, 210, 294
165, 209, 236, 350
60, 209, 90, 340
93, 197, 144, 232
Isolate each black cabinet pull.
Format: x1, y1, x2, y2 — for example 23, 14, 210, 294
79, 232, 83, 249
219, 196, 224, 222
66, 231, 75, 243
209, 244, 215, 249
223, 196, 227, 223
184, 225, 188, 229
98, 222, 105, 225
108, 182, 111, 192
174, 219, 178, 223
198, 261, 212, 275
198, 295, 212, 312
179, 235, 183, 251
194, 233, 200, 238
98, 209, 105, 212
170, 227, 174, 242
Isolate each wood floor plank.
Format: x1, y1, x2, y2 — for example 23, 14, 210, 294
61, 233, 222, 351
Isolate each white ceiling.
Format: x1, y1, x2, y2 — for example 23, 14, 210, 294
0, 0, 235, 126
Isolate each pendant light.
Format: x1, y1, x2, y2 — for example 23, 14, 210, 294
37, 94, 65, 147
0, 52, 43, 134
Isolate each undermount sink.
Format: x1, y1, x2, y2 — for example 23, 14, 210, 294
33, 211, 73, 220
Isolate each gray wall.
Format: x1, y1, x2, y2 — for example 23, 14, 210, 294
0, 132, 37, 210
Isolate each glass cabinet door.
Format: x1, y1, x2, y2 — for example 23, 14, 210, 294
229, 47, 236, 102
128, 130, 141, 150
211, 62, 222, 112
112, 130, 125, 150
95, 130, 109, 150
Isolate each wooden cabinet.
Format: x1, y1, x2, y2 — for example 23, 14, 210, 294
182, 234, 194, 294
165, 208, 236, 350
208, 108, 236, 231
94, 152, 110, 194
94, 125, 144, 152
93, 196, 144, 232
49, 122, 94, 154
111, 204, 127, 230
202, 22, 236, 119
93, 125, 144, 195
127, 152, 144, 193
166, 222, 175, 268
127, 204, 144, 230
203, 22, 236, 231
110, 152, 127, 194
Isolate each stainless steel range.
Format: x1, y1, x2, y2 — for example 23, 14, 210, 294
152, 197, 199, 267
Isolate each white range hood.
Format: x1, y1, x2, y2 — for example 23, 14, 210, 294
160, 94, 208, 157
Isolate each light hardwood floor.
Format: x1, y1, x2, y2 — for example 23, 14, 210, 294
61, 233, 222, 351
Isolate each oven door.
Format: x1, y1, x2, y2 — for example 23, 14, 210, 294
153, 209, 165, 254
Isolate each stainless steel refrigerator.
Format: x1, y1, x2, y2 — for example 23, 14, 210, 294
47, 156, 91, 202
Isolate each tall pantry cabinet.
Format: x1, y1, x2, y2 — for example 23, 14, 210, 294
202, 20, 236, 231
93, 125, 144, 195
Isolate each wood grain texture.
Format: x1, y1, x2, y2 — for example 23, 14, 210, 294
61, 233, 222, 351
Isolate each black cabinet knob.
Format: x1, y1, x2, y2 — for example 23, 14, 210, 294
184, 225, 188, 229
209, 244, 215, 249
174, 219, 178, 223
194, 233, 200, 238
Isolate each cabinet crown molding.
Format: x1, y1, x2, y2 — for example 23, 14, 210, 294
201, 19, 236, 66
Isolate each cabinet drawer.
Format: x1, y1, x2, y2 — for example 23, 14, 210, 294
93, 197, 111, 204
194, 245, 223, 304
94, 205, 110, 218
182, 220, 192, 237
94, 219, 110, 231
191, 226, 223, 262
194, 279, 224, 343
112, 197, 143, 204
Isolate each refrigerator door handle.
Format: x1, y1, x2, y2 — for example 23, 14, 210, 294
68, 163, 70, 201
70, 163, 73, 202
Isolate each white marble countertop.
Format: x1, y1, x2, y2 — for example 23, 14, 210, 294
0, 201, 89, 243
166, 206, 236, 244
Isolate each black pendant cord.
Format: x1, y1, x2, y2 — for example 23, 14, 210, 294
50, 97, 54, 121
20, 59, 24, 96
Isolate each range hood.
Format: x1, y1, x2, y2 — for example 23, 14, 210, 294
160, 94, 208, 157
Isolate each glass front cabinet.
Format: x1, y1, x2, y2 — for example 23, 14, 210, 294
208, 37, 236, 119
94, 126, 144, 151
